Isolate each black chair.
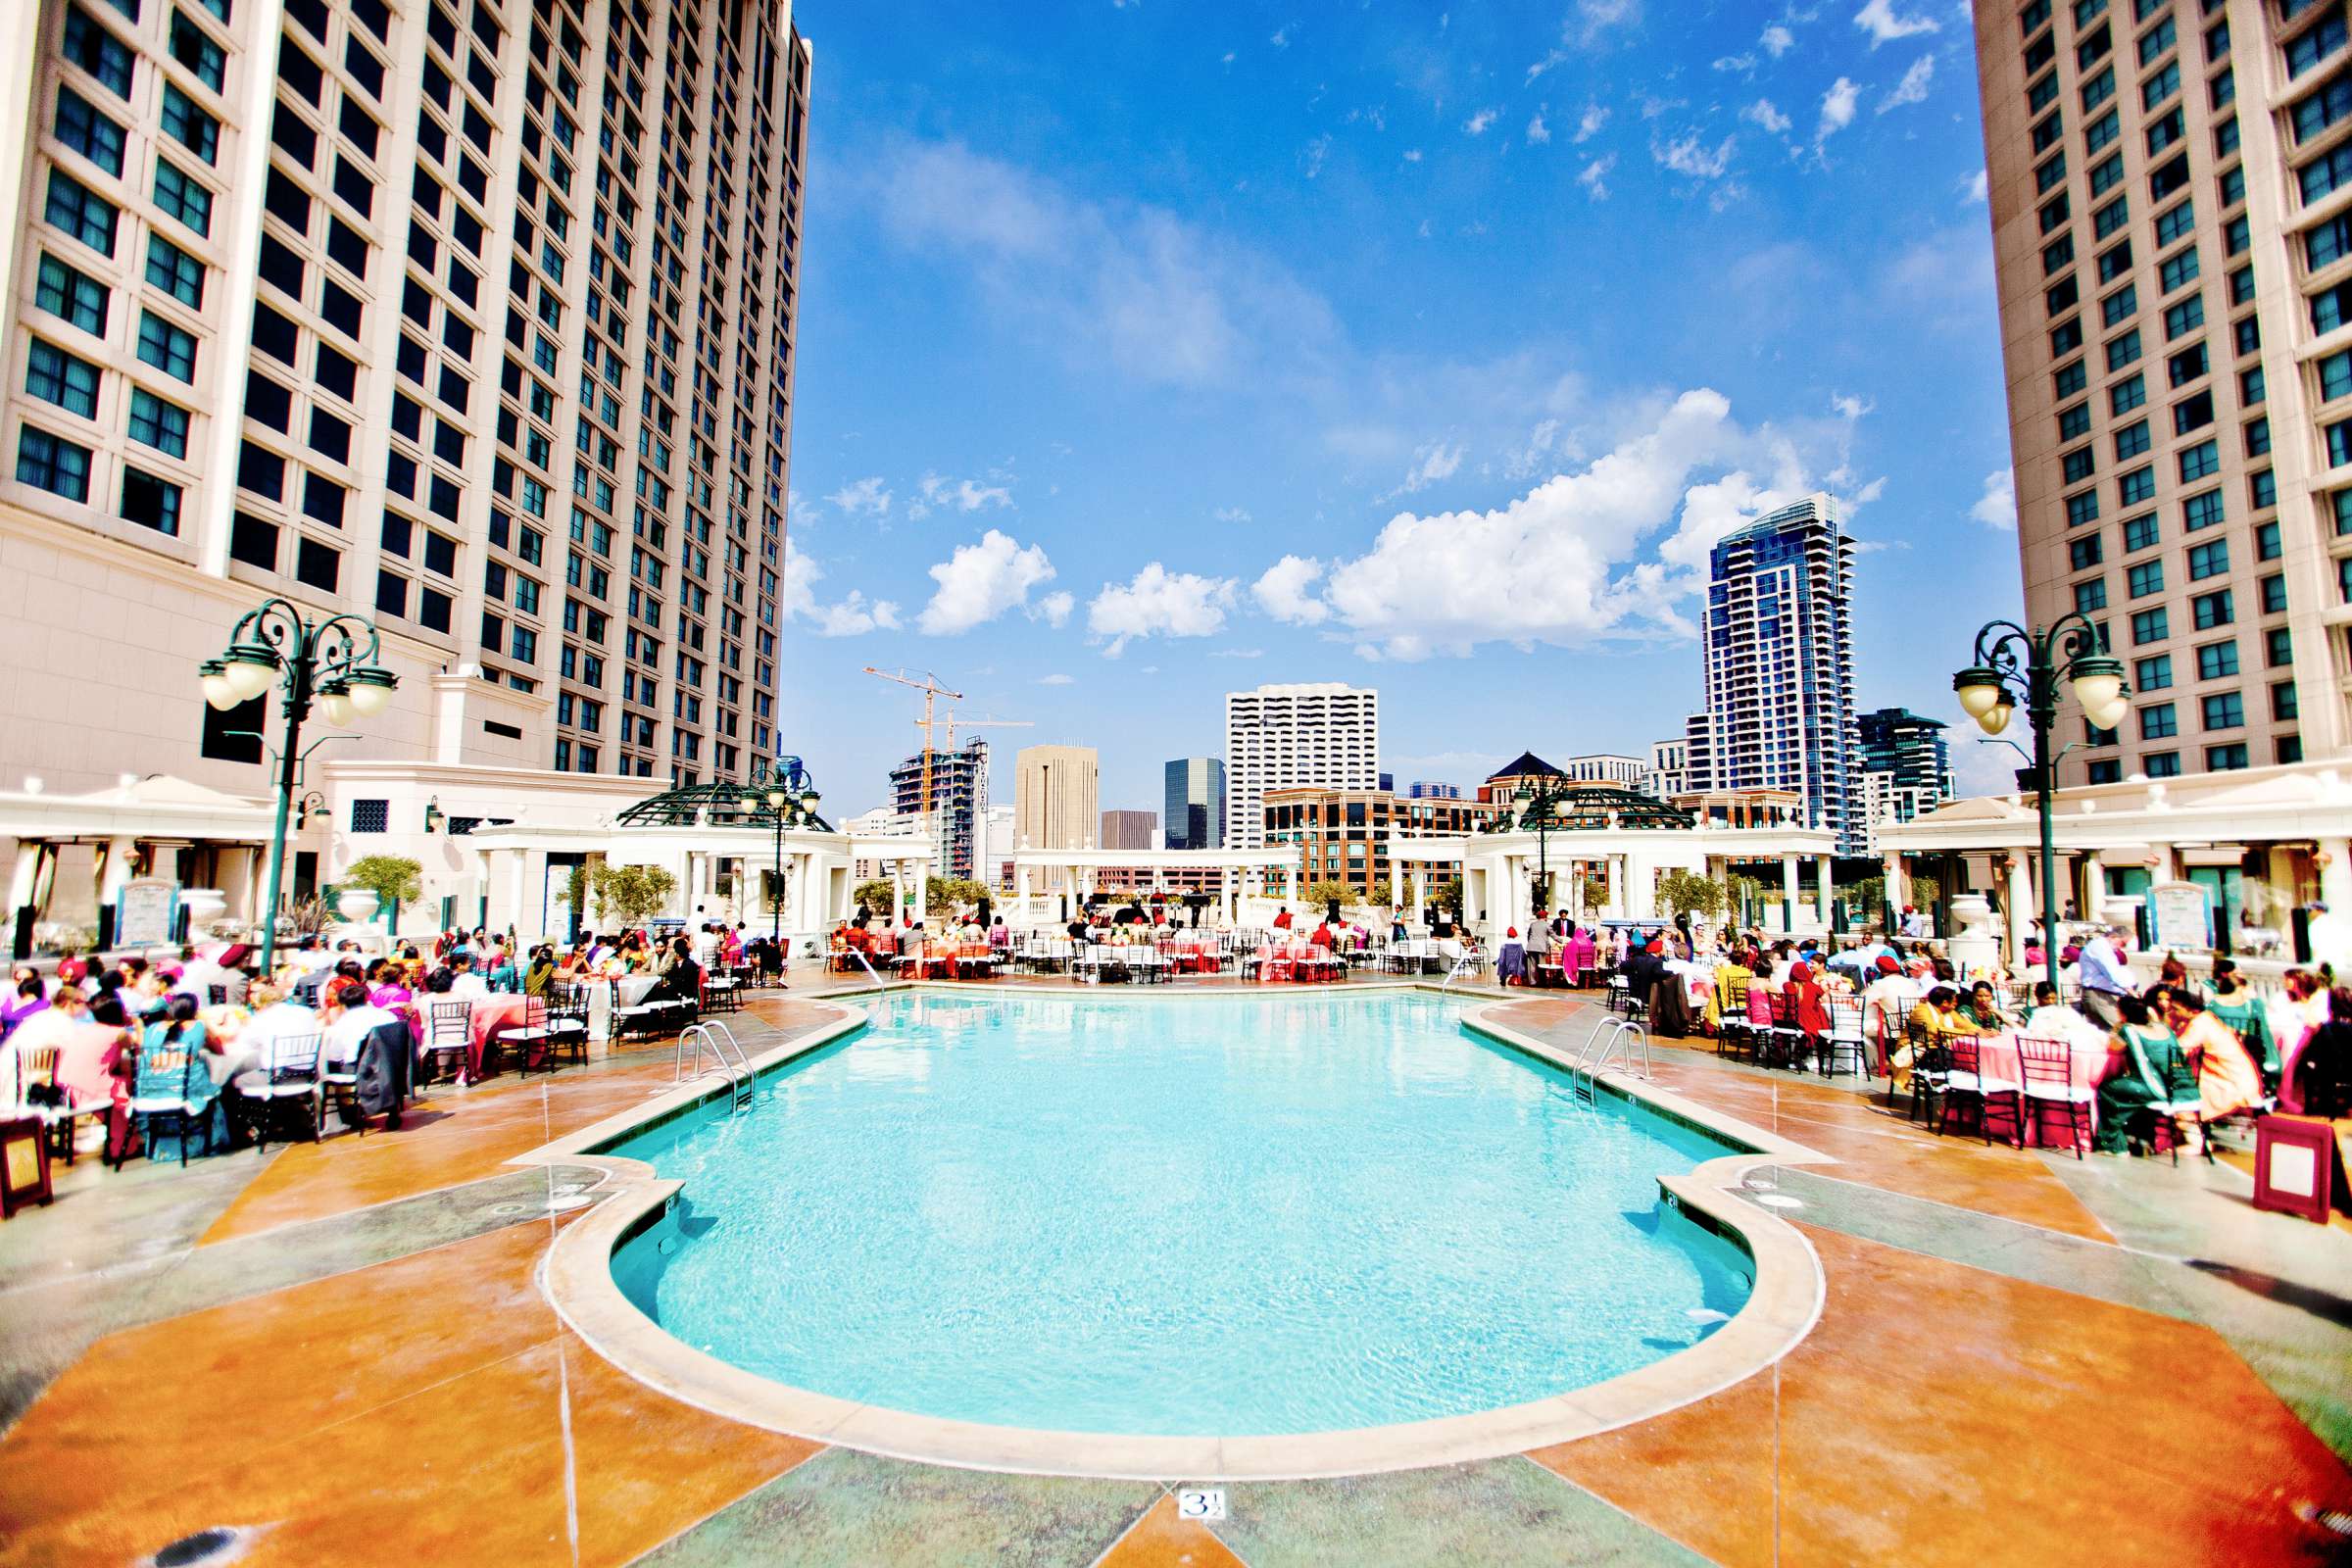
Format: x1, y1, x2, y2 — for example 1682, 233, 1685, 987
2017, 1036, 2090, 1157
252, 1031, 324, 1150
1903, 1017, 1950, 1126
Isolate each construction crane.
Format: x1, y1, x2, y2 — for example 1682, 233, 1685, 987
861, 666, 962, 813
931, 709, 1034, 754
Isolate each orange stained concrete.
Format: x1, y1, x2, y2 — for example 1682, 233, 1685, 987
1529, 1225, 2352, 1567
200, 1000, 840, 1245
0, 1220, 822, 1568
1097, 1494, 1248, 1568
1488, 997, 2116, 1243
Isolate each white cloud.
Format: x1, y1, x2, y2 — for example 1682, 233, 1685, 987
872, 140, 1337, 390
826, 475, 892, 516
1759, 23, 1794, 57
1963, 168, 1988, 203
1087, 564, 1239, 656
781, 540, 902, 637
1505, 417, 1565, 478
1971, 468, 2017, 530
1212, 506, 1253, 523
1714, 53, 1757, 74
1831, 392, 1874, 420
1274, 389, 1827, 661
1527, 111, 1551, 144
1853, 0, 1938, 45
1035, 590, 1075, 627
1573, 103, 1610, 142
1269, 24, 1291, 47
1209, 647, 1265, 659
1815, 77, 1861, 149
1579, 154, 1616, 200
1387, 442, 1465, 497
1741, 99, 1792, 135
915, 528, 1061, 634
1036, 672, 1075, 685
1464, 107, 1498, 135
1655, 132, 1736, 179
1302, 133, 1332, 178
1403, 147, 1424, 163
1878, 54, 1934, 113
1252, 555, 1333, 625
907, 471, 1013, 520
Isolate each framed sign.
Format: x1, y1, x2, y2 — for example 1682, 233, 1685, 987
116, 878, 178, 946
2147, 880, 2213, 952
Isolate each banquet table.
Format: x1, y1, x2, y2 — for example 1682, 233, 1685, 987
1962, 1030, 2113, 1148
467, 994, 537, 1075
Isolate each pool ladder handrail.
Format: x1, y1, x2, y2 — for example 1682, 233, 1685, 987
1568, 1012, 1651, 1093
677, 1021, 756, 1112
1439, 948, 1482, 993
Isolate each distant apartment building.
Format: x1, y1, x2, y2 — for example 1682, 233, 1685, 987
1680, 493, 1861, 852
1099, 808, 1155, 852
973, 802, 1014, 889
1014, 743, 1098, 890
1261, 785, 1503, 903
1561, 753, 1649, 787
1223, 682, 1378, 849
1645, 737, 1689, 799
1974, 0, 2348, 783
1406, 780, 1462, 800
1162, 756, 1225, 850
887, 737, 986, 881
1856, 707, 1954, 849
0, 0, 814, 794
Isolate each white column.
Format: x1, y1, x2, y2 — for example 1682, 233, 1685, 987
1780, 854, 1799, 933
2321, 838, 2352, 915
1390, 855, 1403, 909
1816, 856, 1835, 932
1411, 870, 1426, 925
1883, 853, 1905, 923
892, 866, 906, 924
508, 848, 528, 936
913, 860, 928, 924
8, 841, 40, 911
2006, 853, 2034, 962
100, 834, 138, 906
2079, 851, 2105, 922
1606, 854, 1624, 917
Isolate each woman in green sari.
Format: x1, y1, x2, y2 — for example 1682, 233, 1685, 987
2093, 992, 2198, 1154
2204, 959, 2276, 1087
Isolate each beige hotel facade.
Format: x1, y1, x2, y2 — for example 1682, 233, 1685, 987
1977, 0, 2352, 785
0, 0, 811, 929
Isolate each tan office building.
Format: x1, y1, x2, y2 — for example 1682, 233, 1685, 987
1014, 743, 1099, 866
1975, 0, 2352, 786
1098, 808, 1154, 851
0, 0, 812, 798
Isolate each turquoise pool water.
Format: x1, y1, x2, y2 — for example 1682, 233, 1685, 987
610, 992, 1752, 1437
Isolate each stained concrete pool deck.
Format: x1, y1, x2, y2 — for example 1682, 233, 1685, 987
2, 982, 2349, 1565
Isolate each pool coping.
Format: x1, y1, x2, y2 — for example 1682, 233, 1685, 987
517, 988, 1834, 1481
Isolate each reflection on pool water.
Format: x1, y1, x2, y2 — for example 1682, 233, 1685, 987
608, 991, 1752, 1437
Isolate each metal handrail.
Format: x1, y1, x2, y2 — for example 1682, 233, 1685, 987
676, 1021, 756, 1111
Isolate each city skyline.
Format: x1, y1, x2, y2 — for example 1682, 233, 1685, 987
776, 2, 2029, 816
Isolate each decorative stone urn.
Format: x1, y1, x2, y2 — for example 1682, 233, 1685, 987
1946, 893, 1998, 979
335, 887, 381, 923
179, 889, 227, 935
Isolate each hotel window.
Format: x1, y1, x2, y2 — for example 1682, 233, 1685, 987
2179, 439, 2219, 481
121, 467, 179, 535
44, 171, 118, 256
2288, 10, 2348, 77
24, 340, 100, 417
2136, 13, 2174, 66
2268, 626, 2293, 666
2134, 653, 2173, 690
2114, 417, 2150, 458
2125, 513, 2160, 552
16, 427, 93, 502
2139, 702, 2179, 739
2242, 367, 2265, 405
2154, 199, 2196, 246
2158, 246, 2199, 293
2144, 750, 2181, 776
2087, 759, 2124, 783
2233, 316, 2260, 357
2093, 191, 2130, 235
2197, 640, 2239, 680
2245, 416, 2271, 458
55, 86, 125, 176
2205, 743, 2248, 770
63, 7, 133, 96
2128, 559, 2165, 597
2072, 533, 2105, 569
145, 234, 205, 308
2075, 577, 2110, 613
2168, 343, 2207, 386
2190, 588, 2233, 627
2059, 402, 2092, 440
136, 312, 196, 381
127, 388, 189, 459
2132, 606, 2170, 643
2275, 681, 2300, 721
2110, 372, 2145, 413
2230, 266, 2254, 307
2098, 239, 2133, 281
2262, 571, 2286, 613
34, 254, 108, 336
160, 83, 218, 163
2256, 519, 2280, 560
2056, 360, 2087, 398
2219, 164, 2245, 209
2064, 446, 2097, 484
2162, 296, 2204, 340
2117, 466, 2155, 504
2082, 65, 2116, 110
2107, 329, 2142, 370
2101, 284, 2137, 326
168, 12, 225, 91
2067, 489, 2102, 526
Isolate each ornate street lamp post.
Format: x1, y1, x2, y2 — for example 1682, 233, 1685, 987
738, 754, 824, 951
199, 599, 398, 972
1952, 612, 2131, 990
1511, 779, 1572, 916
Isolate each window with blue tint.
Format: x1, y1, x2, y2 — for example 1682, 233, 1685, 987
2146, 106, 2185, 153
2331, 419, 2352, 468
2326, 351, 2352, 406
2173, 388, 2215, 432
2099, 238, 2133, 281
2085, 107, 2120, 152
2230, 265, 2254, 306
2135, 653, 2173, 690
2072, 533, 2105, 569
2115, 417, 2150, 458
127, 387, 190, 458
2060, 402, 2092, 440
63, 7, 133, 97
2293, 70, 2352, 143
2257, 519, 2281, 560
2129, 559, 2165, 597
17, 427, 93, 501
2093, 191, 2129, 234
2263, 572, 2288, 613
24, 340, 100, 418
2269, 625, 2295, 666
152, 158, 212, 237
2163, 296, 2205, 338
2158, 246, 2200, 292
136, 310, 196, 381
2276, 681, 2301, 720
34, 254, 108, 335
2219, 165, 2245, 209
2288, 10, 2348, 77
2058, 360, 2088, 399
159, 82, 217, 163
44, 171, 117, 256
2068, 488, 2103, 526
2203, 742, 2246, 769
2196, 640, 2239, 680
2314, 214, 2352, 270
2076, 578, 2110, 613
168, 12, 226, 91
2169, 343, 2208, 385
2252, 468, 2278, 511
2136, 13, 2174, 65
2111, 372, 2146, 413
2065, 446, 2097, 483
2305, 142, 2352, 206
2246, 416, 2271, 457
120, 467, 180, 535
2132, 606, 2170, 643
2155, 199, 2196, 244
144, 233, 204, 307
2182, 489, 2225, 530
54, 86, 125, 176
2101, 283, 2137, 325
2108, 328, 2142, 368
2139, 702, 2179, 739
2140, 750, 2180, 776
2179, 439, 2219, 480
2082, 64, 2116, 109
2201, 691, 2244, 730
2125, 513, 2160, 551
2142, 60, 2180, 109
2191, 588, 2233, 627
2243, 366, 2266, 405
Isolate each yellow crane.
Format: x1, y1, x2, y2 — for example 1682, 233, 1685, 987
861, 667, 961, 808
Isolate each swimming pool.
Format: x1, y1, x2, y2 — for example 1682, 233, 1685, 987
603, 991, 1755, 1443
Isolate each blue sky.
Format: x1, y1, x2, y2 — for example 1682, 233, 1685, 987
777, 0, 2025, 817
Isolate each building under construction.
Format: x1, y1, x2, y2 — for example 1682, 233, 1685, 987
888, 738, 989, 881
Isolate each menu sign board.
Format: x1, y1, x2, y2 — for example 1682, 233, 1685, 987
117, 878, 178, 946
2148, 879, 2214, 953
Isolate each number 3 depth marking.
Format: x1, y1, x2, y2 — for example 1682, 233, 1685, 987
1176, 1489, 1226, 1521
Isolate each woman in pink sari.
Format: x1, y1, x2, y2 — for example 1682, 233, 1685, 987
369, 958, 421, 1046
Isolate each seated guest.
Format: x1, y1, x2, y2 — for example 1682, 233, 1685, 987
1787, 961, 1830, 1052
523, 945, 559, 997
1890, 986, 1987, 1091
2, 968, 50, 1042
325, 981, 410, 1132
1956, 980, 2012, 1033
2162, 987, 2262, 1124
1496, 928, 1527, 986
2281, 985, 2352, 1117
1704, 949, 1753, 1033
645, 937, 702, 1004
447, 956, 490, 1001
2094, 993, 2197, 1154
2021, 980, 2107, 1052
2205, 960, 2278, 1087
134, 994, 225, 1155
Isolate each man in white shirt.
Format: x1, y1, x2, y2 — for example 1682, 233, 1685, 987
324, 980, 410, 1131
223, 981, 319, 1090
691, 923, 720, 970
447, 956, 490, 1001
2075, 927, 2134, 1030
